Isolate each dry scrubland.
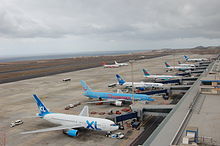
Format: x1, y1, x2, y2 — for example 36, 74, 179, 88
0, 46, 219, 84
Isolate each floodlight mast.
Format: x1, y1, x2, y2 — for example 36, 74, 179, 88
129, 60, 135, 103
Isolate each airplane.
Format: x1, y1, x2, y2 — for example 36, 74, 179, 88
116, 74, 163, 89
21, 94, 119, 136
183, 55, 208, 62
178, 61, 196, 68
143, 69, 180, 80
80, 80, 155, 106
114, 61, 128, 66
102, 62, 120, 68
164, 62, 194, 71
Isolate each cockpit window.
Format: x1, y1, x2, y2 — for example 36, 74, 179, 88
110, 124, 118, 126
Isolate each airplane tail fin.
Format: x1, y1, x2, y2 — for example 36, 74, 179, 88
80, 80, 92, 92
143, 69, 150, 76
79, 106, 89, 117
114, 61, 118, 65
32, 94, 50, 117
184, 55, 189, 61
165, 62, 171, 67
116, 74, 126, 85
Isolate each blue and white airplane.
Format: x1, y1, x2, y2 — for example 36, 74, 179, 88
116, 74, 163, 89
143, 69, 180, 80
183, 55, 208, 62
21, 94, 119, 136
80, 80, 155, 106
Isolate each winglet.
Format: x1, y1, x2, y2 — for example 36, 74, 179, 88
79, 106, 89, 117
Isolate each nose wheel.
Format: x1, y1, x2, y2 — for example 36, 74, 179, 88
106, 131, 112, 137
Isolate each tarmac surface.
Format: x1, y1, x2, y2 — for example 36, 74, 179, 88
0, 54, 212, 146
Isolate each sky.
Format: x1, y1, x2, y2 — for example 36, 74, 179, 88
0, 0, 220, 57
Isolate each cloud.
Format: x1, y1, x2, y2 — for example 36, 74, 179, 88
0, 0, 220, 56
0, 0, 219, 40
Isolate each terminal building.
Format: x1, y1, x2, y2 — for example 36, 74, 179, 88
138, 57, 220, 146
200, 60, 220, 94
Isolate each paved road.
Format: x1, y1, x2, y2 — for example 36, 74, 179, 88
130, 116, 164, 146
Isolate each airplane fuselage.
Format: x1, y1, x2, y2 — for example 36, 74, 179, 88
104, 64, 119, 68
179, 64, 195, 67
144, 74, 179, 80
83, 91, 154, 101
114, 61, 128, 66
188, 59, 207, 62
44, 113, 118, 132
116, 63, 128, 66
122, 82, 163, 88
166, 66, 193, 71
184, 56, 208, 62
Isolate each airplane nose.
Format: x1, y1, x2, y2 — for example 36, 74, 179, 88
111, 125, 119, 131
110, 123, 119, 131
114, 125, 119, 130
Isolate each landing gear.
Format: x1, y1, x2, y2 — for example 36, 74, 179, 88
106, 131, 112, 137
119, 124, 124, 130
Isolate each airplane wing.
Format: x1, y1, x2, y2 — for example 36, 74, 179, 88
21, 125, 82, 134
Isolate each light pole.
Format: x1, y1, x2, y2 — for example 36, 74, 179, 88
129, 60, 135, 104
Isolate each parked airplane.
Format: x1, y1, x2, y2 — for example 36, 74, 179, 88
80, 80, 155, 106
116, 74, 163, 89
143, 69, 180, 80
21, 94, 119, 136
114, 61, 128, 66
183, 55, 208, 62
164, 62, 194, 71
178, 61, 196, 67
102, 62, 119, 68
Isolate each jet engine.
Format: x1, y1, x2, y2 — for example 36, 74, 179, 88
114, 100, 122, 106
64, 129, 79, 136
137, 87, 145, 91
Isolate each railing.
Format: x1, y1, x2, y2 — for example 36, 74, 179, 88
169, 62, 214, 145
198, 136, 216, 145
143, 61, 214, 146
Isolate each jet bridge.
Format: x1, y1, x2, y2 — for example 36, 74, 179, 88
130, 103, 175, 120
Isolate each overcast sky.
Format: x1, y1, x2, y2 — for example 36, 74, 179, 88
0, 0, 219, 57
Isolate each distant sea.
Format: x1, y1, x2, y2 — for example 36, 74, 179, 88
0, 50, 145, 63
